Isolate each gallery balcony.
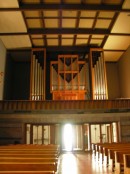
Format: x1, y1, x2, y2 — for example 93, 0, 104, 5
0, 99, 130, 114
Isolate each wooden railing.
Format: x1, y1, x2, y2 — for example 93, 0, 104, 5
0, 99, 130, 113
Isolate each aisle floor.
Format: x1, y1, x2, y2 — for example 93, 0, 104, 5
57, 152, 112, 174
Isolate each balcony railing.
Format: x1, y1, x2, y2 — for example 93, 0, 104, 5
0, 99, 130, 113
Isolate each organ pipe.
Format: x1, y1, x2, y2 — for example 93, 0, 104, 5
30, 55, 44, 100
91, 50, 108, 100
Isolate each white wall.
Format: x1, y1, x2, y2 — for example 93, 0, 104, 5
118, 45, 130, 98
0, 39, 6, 100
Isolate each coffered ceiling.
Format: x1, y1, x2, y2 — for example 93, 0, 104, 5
0, 0, 130, 61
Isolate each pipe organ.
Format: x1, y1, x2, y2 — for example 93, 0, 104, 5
30, 48, 46, 100
89, 48, 108, 100
29, 48, 107, 101
50, 55, 87, 100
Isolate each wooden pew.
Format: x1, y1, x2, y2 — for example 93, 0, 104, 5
0, 162, 57, 172
0, 145, 60, 174
0, 144, 60, 150
0, 154, 58, 158
0, 157, 58, 163
114, 151, 130, 174
0, 172, 54, 174
0, 144, 60, 174
123, 154, 130, 174
108, 149, 130, 173
0, 150, 58, 154
101, 144, 130, 167
93, 142, 130, 170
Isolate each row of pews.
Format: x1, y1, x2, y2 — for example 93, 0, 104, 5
0, 144, 60, 174
92, 142, 130, 174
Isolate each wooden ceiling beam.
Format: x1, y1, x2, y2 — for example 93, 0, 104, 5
0, 4, 129, 13
0, 28, 129, 36
29, 28, 110, 35
7, 47, 126, 52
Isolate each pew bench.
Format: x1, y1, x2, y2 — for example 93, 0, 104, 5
102, 145, 130, 166
0, 154, 58, 158
114, 151, 130, 174
92, 143, 130, 169
0, 145, 60, 155
0, 150, 57, 154
108, 148, 130, 172
0, 171, 55, 174
123, 154, 130, 174
0, 162, 57, 172
0, 157, 58, 163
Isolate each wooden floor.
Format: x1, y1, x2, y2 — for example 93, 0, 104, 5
57, 152, 112, 174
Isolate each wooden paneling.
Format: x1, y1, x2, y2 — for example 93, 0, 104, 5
0, 123, 23, 145
0, 100, 130, 112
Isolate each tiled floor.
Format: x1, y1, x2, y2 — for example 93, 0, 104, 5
57, 152, 112, 174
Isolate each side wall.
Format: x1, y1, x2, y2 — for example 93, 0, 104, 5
0, 39, 6, 100
0, 123, 25, 145
106, 62, 120, 99
118, 45, 130, 98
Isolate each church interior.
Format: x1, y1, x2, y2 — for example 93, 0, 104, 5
0, 0, 130, 173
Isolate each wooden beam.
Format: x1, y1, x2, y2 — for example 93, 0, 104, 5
0, 28, 129, 36
0, 4, 129, 12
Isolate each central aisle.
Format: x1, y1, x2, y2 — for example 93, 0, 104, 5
57, 152, 111, 174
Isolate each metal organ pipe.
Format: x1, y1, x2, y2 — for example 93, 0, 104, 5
93, 55, 108, 100
30, 56, 44, 100
41, 69, 44, 100
94, 64, 97, 100
31, 55, 35, 100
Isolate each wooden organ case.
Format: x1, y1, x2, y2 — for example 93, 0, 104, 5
50, 55, 87, 100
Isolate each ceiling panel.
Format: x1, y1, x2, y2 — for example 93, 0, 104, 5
76, 39, 88, 45
44, 0, 61, 3
122, 0, 130, 9
104, 0, 122, 5
46, 35, 58, 38
47, 39, 59, 46
62, 19, 76, 28
45, 19, 58, 28
0, 35, 31, 49
24, 11, 40, 17
64, 0, 81, 4
85, 0, 101, 4
80, 11, 96, 17
98, 12, 115, 18
111, 13, 130, 34
104, 36, 130, 50
27, 19, 42, 28
62, 11, 77, 17
104, 51, 124, 61
0, 0, 19, 7
90, 39, 103, 46
31, 35, 43, 39
79, 19, 94, 28
95, 19, 111, 29
77, 35, 89, 38
32, 39, 44, 46
92, 35, 104, 39
43, 10, 58, 17
62, 35, 74, 38
22, 0, 40, 4
62, 39, 73, 46
0, 12, 27, 32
